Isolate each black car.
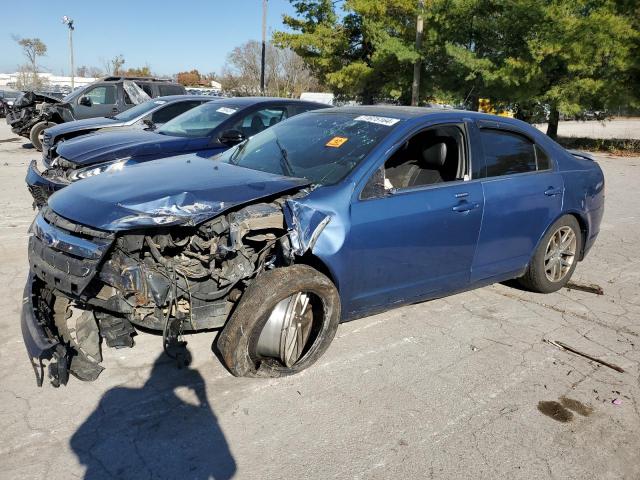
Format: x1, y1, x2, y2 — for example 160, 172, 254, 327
7, 76, 186, 151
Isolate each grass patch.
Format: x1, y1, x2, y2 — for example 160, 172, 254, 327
557, 136, 640, 156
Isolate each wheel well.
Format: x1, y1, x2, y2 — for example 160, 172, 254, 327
567, 212, 589, 260
295, 253, 339, 292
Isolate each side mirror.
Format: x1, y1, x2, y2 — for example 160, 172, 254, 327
79, 96, 92, 107
219, 129, 245, 146
142, 118, 156, 130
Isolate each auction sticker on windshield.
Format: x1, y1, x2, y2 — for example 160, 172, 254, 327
354, 115, 400, 126
326, 136, 348, 148
217, 107, 237, 115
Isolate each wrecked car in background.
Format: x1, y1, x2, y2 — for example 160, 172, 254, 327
7, 77, 185, 151
25, 97, 327, 207
22, 107, 604, 386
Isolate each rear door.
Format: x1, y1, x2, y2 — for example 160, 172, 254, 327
470, 123, 563, 282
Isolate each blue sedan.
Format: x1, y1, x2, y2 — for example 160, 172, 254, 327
21, 106, 604, 385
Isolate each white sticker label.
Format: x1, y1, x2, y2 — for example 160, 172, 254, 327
217, 107, 237, 115
354, 115, 400, 126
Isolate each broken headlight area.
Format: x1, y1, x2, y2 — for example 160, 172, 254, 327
26, 201, 296, 386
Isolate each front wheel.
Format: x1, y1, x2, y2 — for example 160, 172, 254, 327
217, 265, 340, 377
29, 121, 56, 151
517, 215, 582, 293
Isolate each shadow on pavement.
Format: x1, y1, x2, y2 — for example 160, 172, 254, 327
70, 350, 236, 479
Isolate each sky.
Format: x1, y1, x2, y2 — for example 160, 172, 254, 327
0, 0, 297, 76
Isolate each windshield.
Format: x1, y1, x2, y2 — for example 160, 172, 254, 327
219, 112, 400, 185
157, 102, 238, 138
113, 99, 167, 122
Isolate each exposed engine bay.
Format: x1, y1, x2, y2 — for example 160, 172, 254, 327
27, 195, 327, 386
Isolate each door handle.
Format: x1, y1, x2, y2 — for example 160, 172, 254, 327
544, 187, 562, 196
452, 201, 480, 213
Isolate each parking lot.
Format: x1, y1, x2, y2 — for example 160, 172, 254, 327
0, 121, 638, 479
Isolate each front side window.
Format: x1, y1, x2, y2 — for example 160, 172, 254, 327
83, 85, 116, 105
219, 112, 400, 185
480, 129, 537, 177
383, 125, 466, 191
157, 102, 239, 138
231, 107, 288, 138
152, 101, 202, 124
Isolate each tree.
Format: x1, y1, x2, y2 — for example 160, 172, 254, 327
274, 0, 420, 103
123, 65, 152, 77
76, 65, 104, 78
14, 37, 47, 85
277, 0, 639, 132
433, 0, 639, 137
102, 55, 126, 75
220, 40, 320, 97
176, 69, 204, 86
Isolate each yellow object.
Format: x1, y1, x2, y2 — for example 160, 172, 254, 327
478, 98, 514, 118
326, 136, 348, 148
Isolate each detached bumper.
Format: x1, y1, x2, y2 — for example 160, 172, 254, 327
21, 273, 69, 387
25, 160, 68, 208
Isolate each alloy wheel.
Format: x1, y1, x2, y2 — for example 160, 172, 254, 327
544, 226, 577, 282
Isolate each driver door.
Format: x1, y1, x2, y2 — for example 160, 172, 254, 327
343, 122, 484, 315
75, 85, 117, 119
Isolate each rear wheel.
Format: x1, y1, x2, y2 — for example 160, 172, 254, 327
518, 215, 582, 293
29, 121, 56, 151
217, 265, 340, 377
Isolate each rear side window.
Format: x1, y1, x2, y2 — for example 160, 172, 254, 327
158, 84, 185, 96
151, 101, 202, 123
480, 129, 537, 177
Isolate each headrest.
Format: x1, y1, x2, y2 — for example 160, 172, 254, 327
422, 141, 447, 168
251, 115, 265, 132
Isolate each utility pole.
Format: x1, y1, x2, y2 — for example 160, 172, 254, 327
260, 0, 267, 95
62, 16, 75, 89
411, 0, 424, 106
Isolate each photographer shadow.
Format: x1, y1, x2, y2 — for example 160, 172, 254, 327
70, 351, 236, 479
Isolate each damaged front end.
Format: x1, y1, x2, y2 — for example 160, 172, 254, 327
7, 91, 72, 138
24, 194, 330, 387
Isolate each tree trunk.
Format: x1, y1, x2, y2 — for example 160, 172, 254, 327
547, 107, 560, 139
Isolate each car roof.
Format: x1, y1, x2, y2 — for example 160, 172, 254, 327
213, 96, 328, 108
154, 95, 220, 102
312, 105, 532, 128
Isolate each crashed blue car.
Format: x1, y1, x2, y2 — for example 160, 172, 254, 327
22, 106, 604, 386
26, 97, 327, 207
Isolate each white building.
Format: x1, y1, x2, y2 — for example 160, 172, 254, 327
0, 72, 97, 89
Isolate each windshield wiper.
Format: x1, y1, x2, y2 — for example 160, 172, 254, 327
275, 137, 295, 177
229, 139, 249, 164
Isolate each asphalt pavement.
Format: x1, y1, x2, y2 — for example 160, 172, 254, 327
0, 121, 638, 479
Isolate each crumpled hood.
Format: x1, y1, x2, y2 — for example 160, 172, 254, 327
48, 154, 311, 231
47, 117, 122, 139
55, 130, 192, 166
